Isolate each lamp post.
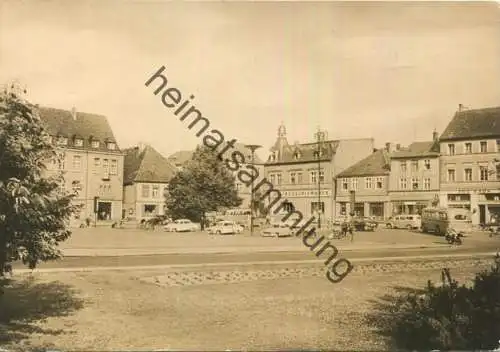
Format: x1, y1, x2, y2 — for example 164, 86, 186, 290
314, 127, 327, 229
245, 144, 262, 236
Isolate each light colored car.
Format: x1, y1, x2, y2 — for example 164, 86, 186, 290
261, 223, 293, 237
207, 221, 243, 235
164, 219, 199, 232
386, 215, 421, 230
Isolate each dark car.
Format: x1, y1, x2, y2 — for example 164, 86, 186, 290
352, 217, 378, 231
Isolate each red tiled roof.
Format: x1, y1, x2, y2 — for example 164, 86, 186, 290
124, 144, 177, 185
337, 149, 390, 177
38, 106, 120, 152
440, 106, 500, 141
390, 141, 440, 159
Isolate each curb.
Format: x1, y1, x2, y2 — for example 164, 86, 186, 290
13, 252, 497, 274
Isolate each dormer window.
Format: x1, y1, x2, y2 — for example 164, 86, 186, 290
293, 151, 301, 160
57, 136, 68, 146
106, 142, 116, 150
91, 140, 100, 148
74, 138, 84, 147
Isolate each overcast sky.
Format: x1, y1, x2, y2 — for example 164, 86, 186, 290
1, 1, 499, 160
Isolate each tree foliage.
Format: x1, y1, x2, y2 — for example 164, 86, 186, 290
0, 85, 77, 277
369, 254, 500, 351
165, 145, 242, 223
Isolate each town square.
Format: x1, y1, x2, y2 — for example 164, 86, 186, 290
1, 1, 500, 351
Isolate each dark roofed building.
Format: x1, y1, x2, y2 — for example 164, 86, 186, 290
262, 123, 374, 221
38, 106, 125, 225
336, 148, 391, 220
438, 105, 500, 227
39, 106, 121, 153
123, 143, 177, 221
440, 106, 500, 141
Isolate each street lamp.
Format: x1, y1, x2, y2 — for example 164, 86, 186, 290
314, 127, 327, 229
245, 144, 262, 236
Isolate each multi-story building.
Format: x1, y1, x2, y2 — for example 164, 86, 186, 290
388, 133, 440, 215
263, 124, 374, 220
439, 106, 500, 225
123, 143, 177, 221
167, 143, 264, 209
335, 146, 391, 220
39, 107, 125, 224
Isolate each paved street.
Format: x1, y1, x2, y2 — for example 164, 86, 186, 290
12, 227, 500, 270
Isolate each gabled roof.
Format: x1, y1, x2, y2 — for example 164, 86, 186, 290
38, 106, 120, 152
167, 142, 264, 167
124, 144, 177, 185
337, 149, 391, 178
391, 141, 440, 159
440, 106, 500, 141
266, 140, 339, 165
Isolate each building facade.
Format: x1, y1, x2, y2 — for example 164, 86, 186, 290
40, 107, 125, 225
438, 106, 500, 226
263, 124, 374, 221
388, 134, 441, 216
123, 143, 177, 221
335, 147, 391, 220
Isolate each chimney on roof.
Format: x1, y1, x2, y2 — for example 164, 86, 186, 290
71, 107, 77, 120
396, 144, 401, 150
433, 130, 439, 141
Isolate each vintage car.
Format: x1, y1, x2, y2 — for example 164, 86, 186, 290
164, 219, 200, 232
261, 223, 293, 237
207, 220, 244, 235
352, 217, 378, 231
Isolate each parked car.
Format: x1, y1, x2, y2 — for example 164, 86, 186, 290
386, 215, 421, 230
352, 217, 378, 231
207, 221, 243, 235
261, 223, 293, 237
164, 219, 199, 232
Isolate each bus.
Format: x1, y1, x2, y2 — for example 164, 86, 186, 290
421, 207, 473, 236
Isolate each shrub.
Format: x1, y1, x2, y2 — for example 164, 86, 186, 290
369, 254, 500, 351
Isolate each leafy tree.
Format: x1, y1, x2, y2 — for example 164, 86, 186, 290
0, 85, 77, 281
165, 145, 242, 226
369, 254, 500, 351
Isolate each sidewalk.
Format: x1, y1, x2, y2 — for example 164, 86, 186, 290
62, 242, 446, 257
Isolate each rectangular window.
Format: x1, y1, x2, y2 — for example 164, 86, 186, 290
448, 144, 455, 155
411, 177, 419, 190
74, 138, 84, 147
411, 160, 418, 172
103, 159, 109, 174
465, 143, 472, 154
464, 168, 473, 182
141, 184, 150, 198
277, 174, 282, 184
106, 142, 116, 150
480, 166, 489, 181
57, 152, 65, 170
91, 140, 100, 148
310, 171, 317, 184
480, 141, 487, 153
400, 161, 407, 173
424, 178, 431, 190
342, 178, 348, 190
110, 159, 118, 175
376, 177, 384, 189
297, 172, 303, 184
399, 177, 407, 190
290, 172, 296, 184
72, 155, 81, 170
424, 159, 431, 170
340, 202, 347, 215
269, 174, 275, 184
497, 140, 500, 153
447, 169, 456, 182
94, 158, 100, 169
319, 170, 325, 183
58, 136, 68, 146
152, 185, 159, 198
350, 178, 358, 191
365, 177, 373, 189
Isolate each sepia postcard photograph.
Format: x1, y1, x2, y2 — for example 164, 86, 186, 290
1, 0, 500, 350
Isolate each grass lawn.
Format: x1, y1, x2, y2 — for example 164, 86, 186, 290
0, 258, 496, 351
